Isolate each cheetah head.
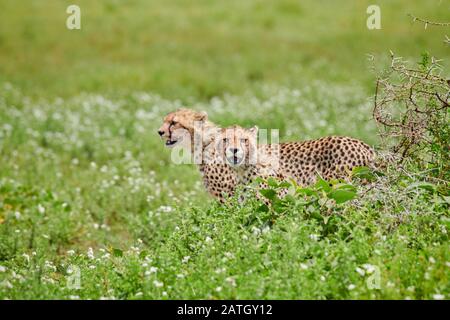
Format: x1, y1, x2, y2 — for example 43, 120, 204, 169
217, 125, 258, 168
158, 108, 209, 149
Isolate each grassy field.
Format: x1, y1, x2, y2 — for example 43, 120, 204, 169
0, 0, 449, 299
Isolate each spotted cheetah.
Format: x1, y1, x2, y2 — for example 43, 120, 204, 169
159, 109, 375, 203
214, 125, 375, 190
215, 125, 284, 185
158, 109, 237, 202
277, 136, 374, 185
216, 125, 288, 201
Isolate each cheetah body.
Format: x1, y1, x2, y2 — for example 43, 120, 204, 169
160, 109, 375, 203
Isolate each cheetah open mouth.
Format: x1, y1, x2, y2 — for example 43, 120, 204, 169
165, 139, 178, 147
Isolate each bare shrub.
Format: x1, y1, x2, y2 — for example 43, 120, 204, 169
373, 51, 449, 180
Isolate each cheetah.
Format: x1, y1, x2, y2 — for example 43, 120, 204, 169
214, 125, 375, 189
216, 125, 288, 201
159, 109, 375, 203
215, 125, 284, 185
277, 136, 374, 185
158, 108, 237, 202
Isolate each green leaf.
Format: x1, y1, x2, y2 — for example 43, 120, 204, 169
267, 177, 279, 188
254, 177, 264, 184
297, 187, 318, 197
278, 181, 292, 189
315, 177, 332, 192
352, 166, 374, 179
333, 183, 357, 193
112, 248, 123, 257
139, 250, 148, 259
283, 195, 296, 203
407, 182, 437, 192
256, 204, 269, 212
272, 199, 286, 214
259, 189, 277, 201
329, 189, 356, 204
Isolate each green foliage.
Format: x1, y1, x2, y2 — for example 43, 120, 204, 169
0, 1, 448, 99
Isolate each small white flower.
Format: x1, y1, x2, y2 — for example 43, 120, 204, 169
320, 275, 326, 281
224, 252, 234, 259
22, 253, 30, 263
158, 205, 173, 213
309, 234, 320, 241
356, 267, 365, 276
14, 211, 21, 219
176, 274, 185, 279
205, 236, 213, 243
225, 277, 236, 287
182, 256, 190, 263
162, 291, 168, 297
101, 253, 110, 259
69, 295, 80, 300
89, 265, 95, 269
215, 267, 226, 274
153, 280, 164, 288
149, 266, 158, 273
446, 261, 450, 268
67, 250, 75, 256
87, 247, 95, 260
429, 257, 436, 264
215, 286, 222, 292
2, 280, 13, 289
433, 294, 445, 300
37, 204, 45, 214
363, 264, 376, 274
0, 266, 6, 272
348, 284, 356, 290
300, 263, 308, 270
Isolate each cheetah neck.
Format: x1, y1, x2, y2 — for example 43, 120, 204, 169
232, 151, 279, 184
193, 121, 222, 167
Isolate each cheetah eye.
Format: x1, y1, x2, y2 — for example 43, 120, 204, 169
222, 138, 228, 143
170, 121, 177, 126
240, 138, 248, 143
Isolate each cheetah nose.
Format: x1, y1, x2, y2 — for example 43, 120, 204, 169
158, 130, 164, 136
230, 148, 239, 154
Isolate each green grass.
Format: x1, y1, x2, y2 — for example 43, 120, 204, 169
0, 0, 448, 99
0, 0, 449, 299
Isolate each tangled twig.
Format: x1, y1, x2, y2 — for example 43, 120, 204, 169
373, 53, 450, 179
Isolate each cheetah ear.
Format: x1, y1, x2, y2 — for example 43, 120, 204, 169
249, 125, 258, 136
195, 111, 208, 122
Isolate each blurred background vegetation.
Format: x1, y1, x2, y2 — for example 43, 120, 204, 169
0, 0, 448, 100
